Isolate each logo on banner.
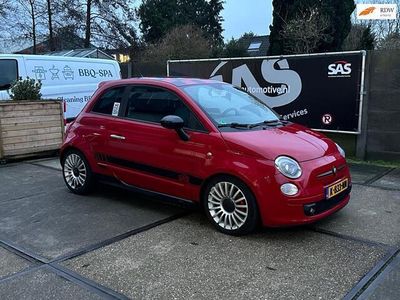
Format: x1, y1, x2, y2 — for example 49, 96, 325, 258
322, 114, 333, 125
328, 61, 352, 78
357, 4, 397, 20
209, 59, 302, 108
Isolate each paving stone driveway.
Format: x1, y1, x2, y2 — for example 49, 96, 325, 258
0, 158, 399, 299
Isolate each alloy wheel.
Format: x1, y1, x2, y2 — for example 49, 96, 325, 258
207, 181, 248, 230
63, 153, 87, 190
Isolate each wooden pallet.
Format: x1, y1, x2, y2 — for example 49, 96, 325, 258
0, 101, 64, 160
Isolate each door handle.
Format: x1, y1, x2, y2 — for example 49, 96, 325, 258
110, 134, 125, 140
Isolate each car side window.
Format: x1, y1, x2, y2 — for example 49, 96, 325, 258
92, 86, 125, 115
124, 86, 205, 131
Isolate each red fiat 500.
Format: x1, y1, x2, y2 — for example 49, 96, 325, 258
60, 78, 351, 235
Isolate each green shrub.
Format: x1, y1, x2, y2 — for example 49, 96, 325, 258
9, 77, 42, 101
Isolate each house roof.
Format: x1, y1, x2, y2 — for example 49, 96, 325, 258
47, 48, 114, 60
5, 30, 97, 55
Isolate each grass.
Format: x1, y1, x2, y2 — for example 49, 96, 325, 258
347, 157, 400, 168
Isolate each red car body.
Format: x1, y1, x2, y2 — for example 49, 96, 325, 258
61, 78, 351, 229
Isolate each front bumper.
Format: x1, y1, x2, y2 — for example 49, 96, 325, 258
256, 154, 352, 227
303, 185, 351, 216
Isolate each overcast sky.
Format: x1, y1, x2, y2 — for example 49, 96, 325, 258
222, 0, 273, 40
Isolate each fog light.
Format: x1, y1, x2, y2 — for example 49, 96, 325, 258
280, 183, 299, 196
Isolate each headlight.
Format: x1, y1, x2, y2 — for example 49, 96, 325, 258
275, 156, 302, 179
335, 143, 345, 158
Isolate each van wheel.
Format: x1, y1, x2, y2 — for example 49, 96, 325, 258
62, 150, 93, 194
203, 176, 259, 236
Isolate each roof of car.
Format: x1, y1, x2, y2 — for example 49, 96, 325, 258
102, 77, 225, 88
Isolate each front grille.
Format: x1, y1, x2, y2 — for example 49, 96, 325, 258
317, 164, 346, 178
303, 185, 351, 216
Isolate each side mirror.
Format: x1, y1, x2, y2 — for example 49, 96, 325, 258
161, 115, 184, 130
161, 115, 189, 141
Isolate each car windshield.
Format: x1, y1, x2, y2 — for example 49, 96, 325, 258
182, 83, 280, 127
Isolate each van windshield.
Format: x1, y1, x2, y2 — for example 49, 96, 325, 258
0, 60, 18, 90
182, 83, 280, 128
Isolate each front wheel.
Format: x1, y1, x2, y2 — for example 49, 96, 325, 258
203, 176, 259, 235
62, 150, 94, 195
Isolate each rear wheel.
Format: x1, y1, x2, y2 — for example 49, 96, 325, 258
203, 176, 259, 235
62, 150, 93, 194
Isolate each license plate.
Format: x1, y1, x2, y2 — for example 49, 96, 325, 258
325, 179, 348, 199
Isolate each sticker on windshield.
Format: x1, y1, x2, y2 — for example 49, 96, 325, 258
112, 102, 120, 116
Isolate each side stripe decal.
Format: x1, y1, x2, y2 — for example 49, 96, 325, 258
95, 153, 203, 186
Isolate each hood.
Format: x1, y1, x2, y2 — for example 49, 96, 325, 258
221, 124, 334, 162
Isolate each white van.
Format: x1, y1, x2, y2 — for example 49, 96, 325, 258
0, 54, 121, 119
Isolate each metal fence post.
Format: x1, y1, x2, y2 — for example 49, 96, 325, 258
356, 51, 371, 160
128, 62, 132, 78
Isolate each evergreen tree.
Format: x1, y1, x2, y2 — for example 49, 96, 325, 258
319, 0, 355, 52
360, 26, 375, 50
203, 0, 224, 47
343, 24, 375, 51
138, 0, 223, 47
268, 0, 309, 55
268, 0, 355, 54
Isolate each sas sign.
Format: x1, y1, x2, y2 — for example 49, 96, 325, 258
328, 61, 352, 77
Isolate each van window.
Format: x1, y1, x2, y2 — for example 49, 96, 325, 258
92, 86, 126, 115
0, 60, 18, 91
124, 86, 205, 131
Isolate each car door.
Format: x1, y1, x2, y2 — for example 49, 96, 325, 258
102, 85, 211, 201
80, 85, 128, 175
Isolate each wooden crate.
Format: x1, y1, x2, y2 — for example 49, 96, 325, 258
0, 101, 64, 160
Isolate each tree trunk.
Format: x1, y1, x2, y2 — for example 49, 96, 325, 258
84, 0, 92, 48
47, 0, 54, 51
29, 0, 36, 54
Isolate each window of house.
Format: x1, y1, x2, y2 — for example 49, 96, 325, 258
248, 41, 262, 51
92, 86, 126, 115
0, 60, 18, 91
124, 86, 205, 131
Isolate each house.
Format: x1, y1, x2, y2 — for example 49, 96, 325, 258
47, 48, 114, 60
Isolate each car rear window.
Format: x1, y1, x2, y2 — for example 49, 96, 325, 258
92, 86, 125, 115
0, 60, 18, 91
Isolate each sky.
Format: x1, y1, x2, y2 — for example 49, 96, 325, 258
221, 0, 273, 41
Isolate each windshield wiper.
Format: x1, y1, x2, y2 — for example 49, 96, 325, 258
218, 122, 251, 129
248, 119, 283, 128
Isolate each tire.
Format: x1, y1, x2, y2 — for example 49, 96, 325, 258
62, 149, 94, 195
203, 176, 259, 236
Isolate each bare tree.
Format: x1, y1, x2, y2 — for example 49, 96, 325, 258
379, 32, 400, 49
61, 0, 137, 49
0, 0, 8, 16
0, 0, 137, 53
280, 5, 332, 54
12, 0, 46, 54
84, 0, 92, 48
352, 0, 400, 48
343, 24, 375, 50
46, 0, 54, 51
141, 25, 211, 64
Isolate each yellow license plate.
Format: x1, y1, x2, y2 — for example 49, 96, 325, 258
325, 179, 348, 199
